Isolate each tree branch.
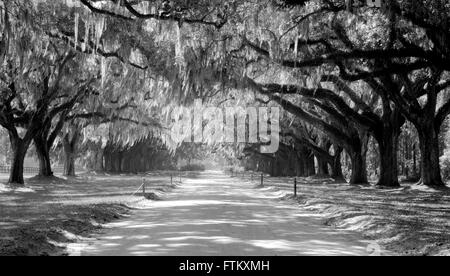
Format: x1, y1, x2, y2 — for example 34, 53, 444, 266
252, 79, 379, 130
79, 0, 227, 28
47, 31, 149, 71
79, 0, 133, 21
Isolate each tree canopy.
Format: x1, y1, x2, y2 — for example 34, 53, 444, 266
0, 0, 449, 187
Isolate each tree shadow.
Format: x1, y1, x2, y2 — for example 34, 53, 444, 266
82, 172, 373, 256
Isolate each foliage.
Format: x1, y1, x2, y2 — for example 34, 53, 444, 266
440, 153, 450, 180
0, 0, 450, 185
0, 128, 11, 165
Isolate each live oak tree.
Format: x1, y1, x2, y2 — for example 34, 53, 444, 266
0, 0, 148, 182
0, 48, 94, 183
245, 72, 406, 187
255, 98, 341, 178
68, 79, 166, 175
282, 124, 345, 180
60, 88, 165, 176
0, 1, 101, 183
61, 121, 81, 176
11, 0, 180, 178
225, 0, 449, 187
0, 45, 97, 183
257, 86, 370, 184
262, 0, 450, 187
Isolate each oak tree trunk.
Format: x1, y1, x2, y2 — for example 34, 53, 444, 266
331, 147, 345, 181
63, 142, 75, 177
9, 138, 28, 184
417, 123, 445, 187
63, 148, 76, 176
34, 136, 53, 177
376, 128, 401, 187
349, 149, 368, 185
348, 131, 369, 185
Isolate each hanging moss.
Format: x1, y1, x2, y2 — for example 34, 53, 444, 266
82, 15, 89, 52
101, 56, 106, 88
94, 16, 105, 52
74, 13, 79, 48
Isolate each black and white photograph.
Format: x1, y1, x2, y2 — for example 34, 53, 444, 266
0, 0, 449, 260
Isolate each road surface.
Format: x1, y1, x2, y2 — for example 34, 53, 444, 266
79, 171, 373, 256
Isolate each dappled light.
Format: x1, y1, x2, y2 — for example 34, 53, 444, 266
0, 171, 180, 255
80, 172, 372, 256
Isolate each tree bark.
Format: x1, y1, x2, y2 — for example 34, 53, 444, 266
376, 117, 402, 187
62, 127, 80, 177
63, 141, 75, 177
9, 138, 29, 184
34, 136, 53, 177
417, 122, 445, 187
349, 149, 368, 184
377, 132, 401, 187
331, 146, 345, 181
347, 131, 369, 185
63, 145, 76, 176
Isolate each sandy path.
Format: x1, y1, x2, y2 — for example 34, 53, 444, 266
80, 171, 373, 256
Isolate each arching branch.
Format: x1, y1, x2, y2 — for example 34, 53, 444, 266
79, 0, 227, 28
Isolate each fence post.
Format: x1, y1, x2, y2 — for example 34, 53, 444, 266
260, 173, 264, 187
171, 174, 173, 185
179, 173, 182, 184
294, 178, 297, 197
142, 178, 146, 197
251, 173, 254, 183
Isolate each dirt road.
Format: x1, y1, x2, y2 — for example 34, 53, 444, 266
80, 171, 374, 256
